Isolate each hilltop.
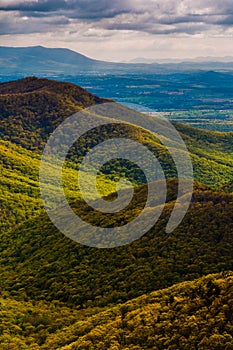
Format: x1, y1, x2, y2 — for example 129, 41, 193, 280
0, 77, 106, 150
1, 78, 233, 181
0, 76, 233, 349
1, 77, 233, 234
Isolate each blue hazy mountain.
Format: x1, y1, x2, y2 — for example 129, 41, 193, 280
0, 45, 103, 74
0, 45, 151, 75
1, 45, 233, 76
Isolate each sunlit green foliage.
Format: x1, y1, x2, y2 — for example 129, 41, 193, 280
1, 78, 233, 233
1, 77, 233, 349
0, 140, 118, 233
1, 181, 232, 308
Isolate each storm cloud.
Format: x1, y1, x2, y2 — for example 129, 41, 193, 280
0, 0, 232, 61
0, 0, 233, 35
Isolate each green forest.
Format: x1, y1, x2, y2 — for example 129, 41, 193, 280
0, 77, 233, 349
1, 273, 233, 349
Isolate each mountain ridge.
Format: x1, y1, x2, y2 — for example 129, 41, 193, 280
1, 78, 233, 238
1, 46, 233, 76
0, 76, 233, 349
0, 76, 108, 150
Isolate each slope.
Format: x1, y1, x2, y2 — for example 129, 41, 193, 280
46, 272, 233, 350
1, 181, 232, 308
0, 140, 120, 233
1, 272, 232, 349
0, 75, 233, 350
1, 77, 233, 235
0, 76, 106, 150
1, 78, 233, 187
1, 118, 233, 234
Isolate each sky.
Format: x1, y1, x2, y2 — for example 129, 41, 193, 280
0, 0, 233, 62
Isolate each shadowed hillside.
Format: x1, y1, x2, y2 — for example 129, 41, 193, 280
0, 77, 106, 150
0, 77, 233, 349
0, 78, 232, 189
1, 181, 232, 307
0, 77, 233, 236
1, 273, 232, 349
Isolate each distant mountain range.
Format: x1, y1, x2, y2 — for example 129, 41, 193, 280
1, 46, 233, 76
130, 56, 233, 64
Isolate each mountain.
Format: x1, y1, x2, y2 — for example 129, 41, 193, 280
130, 56, 233, 64
0, 45, 141, 75
1, 272, 232, 349
0, 45, 96, 65
1, 77, 232, 180
1, 77, 233, 234
0, 45, 102, 74
1, 46, 233, 76
0, 77, 106, 150
1, 179, 233, 307
0, 77, 233, 349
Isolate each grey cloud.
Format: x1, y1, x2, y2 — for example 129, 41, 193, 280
0, 0, 232, 36
0, 13, 70, 35
102, 19, 209, 36
0, 0, 69, 12
215, 15, 233, 26
0, 0, 130, 19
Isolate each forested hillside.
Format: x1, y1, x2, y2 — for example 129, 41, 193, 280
1, 273, 232, 349
0, 77, 106, 150
1, 181, 232, 307
0, 139, 119, 233
1, 78, 233, 235
0, 77, 233, 350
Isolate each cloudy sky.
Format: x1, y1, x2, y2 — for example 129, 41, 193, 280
0, 0, 233, 61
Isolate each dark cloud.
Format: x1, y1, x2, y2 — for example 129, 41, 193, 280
215, 15, 233, 26
0, 12, 70, 35
0, 0, 232, 36
0, 0, 130, 19
102, 19, 209, 36
0, 0, 69, 12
